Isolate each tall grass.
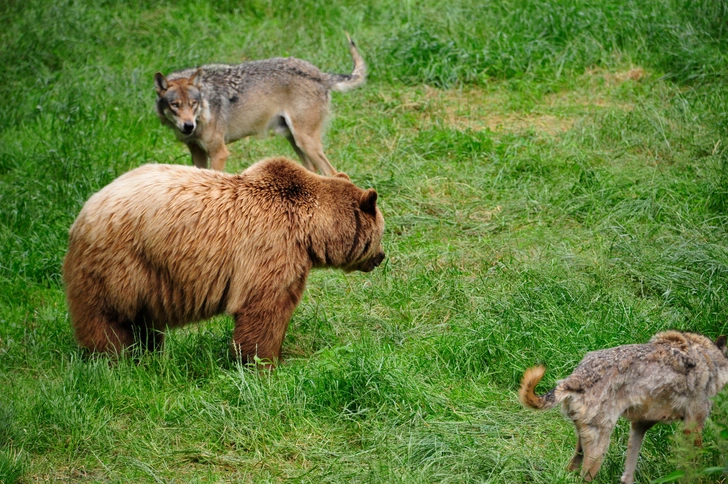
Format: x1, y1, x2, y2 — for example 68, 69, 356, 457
2, 0, 728, 482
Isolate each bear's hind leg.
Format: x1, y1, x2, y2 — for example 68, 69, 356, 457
73, 313, 135, 355
141, 327, 165, 352
132, 312, 165, 352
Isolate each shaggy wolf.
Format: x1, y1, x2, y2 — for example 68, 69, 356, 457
154, 34, 365, 174
519, 331, 728, 484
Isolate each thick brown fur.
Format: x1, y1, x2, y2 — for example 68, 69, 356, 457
63, 157, 385, 363
519, 331, 728, 484
154, 34, 366, 174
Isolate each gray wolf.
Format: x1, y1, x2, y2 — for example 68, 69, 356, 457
63, 157, 385, 363
154, 35, 366, 174
519, 331, 728, 483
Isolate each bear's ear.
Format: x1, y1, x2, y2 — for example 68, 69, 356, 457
716, 335, 727, 355
190, 68, 203, 87
154, 72, 168, 95
334, 172, 350, 181
360, 188, 378, 215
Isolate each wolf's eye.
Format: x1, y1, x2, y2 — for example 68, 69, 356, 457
171, 101, 181, 108
190, 100, 198, 107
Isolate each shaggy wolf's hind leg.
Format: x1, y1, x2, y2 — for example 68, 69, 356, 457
567, 433, 584, 471
286, 133, 316, 172
579, 423, 614, 482
294, 131, 336, 176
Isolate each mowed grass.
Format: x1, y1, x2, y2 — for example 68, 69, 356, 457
2, 0, 728, 482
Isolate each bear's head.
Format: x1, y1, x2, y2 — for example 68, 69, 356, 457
340, 186, 386, 273
309, 172, 386, 274
242, 157, 386, 273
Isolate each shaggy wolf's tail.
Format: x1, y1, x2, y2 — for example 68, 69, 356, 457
519, 365, 559, 410
330, 33, 367, 92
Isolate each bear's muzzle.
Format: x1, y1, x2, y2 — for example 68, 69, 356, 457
359, 252, 385, 272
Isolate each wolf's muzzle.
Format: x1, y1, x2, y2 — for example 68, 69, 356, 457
181, 122, 195, 135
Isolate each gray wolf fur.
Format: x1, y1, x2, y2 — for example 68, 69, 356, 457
154, 34, 366, 174
519, 331, 728, 484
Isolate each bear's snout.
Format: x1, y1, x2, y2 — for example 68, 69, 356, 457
371, 252, 385, 268
358, 252, 385, 272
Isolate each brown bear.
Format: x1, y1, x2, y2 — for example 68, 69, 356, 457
62, 157, 385, 362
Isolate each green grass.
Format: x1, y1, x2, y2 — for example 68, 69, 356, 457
2, 0, 728, 482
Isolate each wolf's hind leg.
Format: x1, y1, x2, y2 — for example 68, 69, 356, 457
294, 131, 336, 176
566, 432, 583, 471
579, 424, 614, 482
286, 134, 316, 172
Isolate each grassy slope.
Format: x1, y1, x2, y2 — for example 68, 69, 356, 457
2, 0, 728, 482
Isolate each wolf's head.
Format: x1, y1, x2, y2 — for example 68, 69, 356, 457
154, 69, 203, 136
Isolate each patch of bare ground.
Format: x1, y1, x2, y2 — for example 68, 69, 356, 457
385, 67, 647, 136
543, 66, 646, 109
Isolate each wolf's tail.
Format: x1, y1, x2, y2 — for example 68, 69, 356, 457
519, 365, 559, 410
330, 33, 367, 92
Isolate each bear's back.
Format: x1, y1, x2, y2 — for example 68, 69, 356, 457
71, 163, 315, 272
66, 161, 323, 326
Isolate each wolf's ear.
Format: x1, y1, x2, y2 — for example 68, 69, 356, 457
716, 335, 727, 354
154, 72, 168, 95
190, 68, 203, 87
360, 189, 378, 215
